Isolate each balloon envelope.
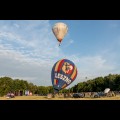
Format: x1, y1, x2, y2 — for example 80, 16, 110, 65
104, 88, 110, 93
51, 59, 77, 93
52, 22, 68, 43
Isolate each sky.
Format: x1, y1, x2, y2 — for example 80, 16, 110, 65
0, 20, 120, 88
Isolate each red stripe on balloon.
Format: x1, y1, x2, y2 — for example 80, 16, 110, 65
56, 79, 58, 84
57, 59, 64, 72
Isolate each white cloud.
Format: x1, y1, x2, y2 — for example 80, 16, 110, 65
62, 39, 74, 48
0, 20, 62, 86
65, 54, 119, 88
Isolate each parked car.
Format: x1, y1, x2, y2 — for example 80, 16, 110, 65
93, 93, 100, 98
72, 93, 84, 98
93, 92, 106, 98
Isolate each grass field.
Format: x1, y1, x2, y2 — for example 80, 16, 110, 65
1, 95, 120, 100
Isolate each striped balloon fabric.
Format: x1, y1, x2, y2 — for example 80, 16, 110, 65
51, 59, 77, 93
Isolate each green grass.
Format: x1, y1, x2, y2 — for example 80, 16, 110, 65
1, 95, 120, 100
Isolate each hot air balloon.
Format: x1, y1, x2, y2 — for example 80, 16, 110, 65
51, 59, 77, 93
104, 88, 110, 94
52, 22, 68, 46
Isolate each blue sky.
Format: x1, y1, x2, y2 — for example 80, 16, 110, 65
0, 20, 120, 88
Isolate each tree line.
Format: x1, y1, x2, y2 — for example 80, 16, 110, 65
70, 74, 120, 93
0, 76, 68, 97
0, 74, 120, 96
